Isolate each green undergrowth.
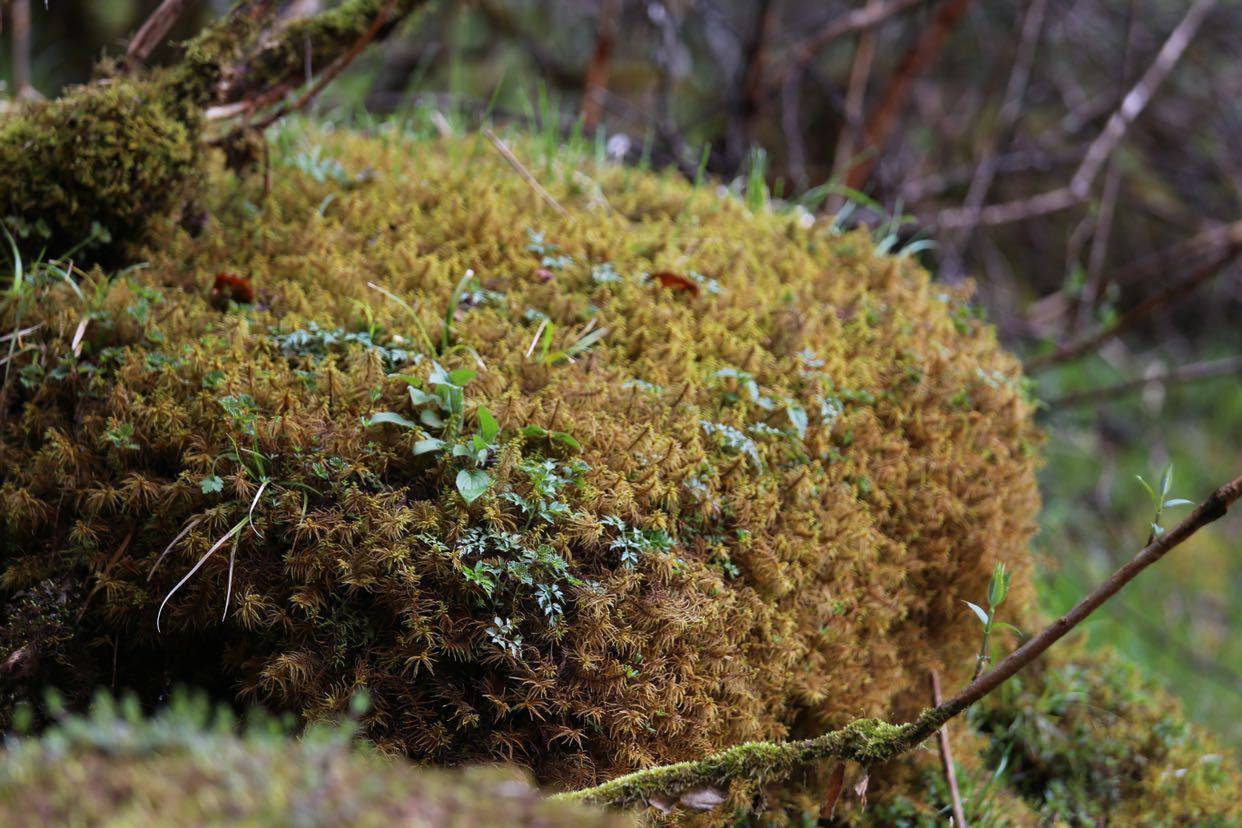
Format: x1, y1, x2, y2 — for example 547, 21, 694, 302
1, 120, 1041, 810
0, 691, 630, 827
867, 648, 1241, 827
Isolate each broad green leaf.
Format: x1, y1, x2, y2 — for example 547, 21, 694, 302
419, 408, 445, 429
477, 405, 500, 443
408, 387, 437, 406
456, 469, 491, 503
964, 601, 990, 626
200, 474, 224, 495
363, 411, 417, 429
447, 368, 477, 386
413, 438, 446, 456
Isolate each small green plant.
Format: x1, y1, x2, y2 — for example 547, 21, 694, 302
965, 562, 1017, 680
1136, 463, 1194, 544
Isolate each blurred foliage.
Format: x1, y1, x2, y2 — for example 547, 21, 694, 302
1036, 357, 1242, 747
0, 690, 632, 826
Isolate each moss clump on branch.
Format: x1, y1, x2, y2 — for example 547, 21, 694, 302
0, 692, 631, 827
0, 79, 199, 262
0, 0, 432, 263
0, 122, 1040, 800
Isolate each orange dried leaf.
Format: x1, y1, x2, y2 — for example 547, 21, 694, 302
647, 271, 700, 296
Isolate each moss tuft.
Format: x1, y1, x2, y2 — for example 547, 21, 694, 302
0, 79, 200, 262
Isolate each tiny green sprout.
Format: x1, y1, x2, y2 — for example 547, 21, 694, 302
200, 474, 224, 495
965, 561, 1016, 680
1136, 463, 1194, 543
104, 422, 140, 451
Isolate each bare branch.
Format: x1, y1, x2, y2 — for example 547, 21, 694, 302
126, 0, 195, 69
1026, 244, 1240, 370
581, 0, 621, 131
846, 0, 975, 190
938, 0, 1218, 229
776, 0, 924, 87
1045, 354, 1242, 409
930, 670, 967, 828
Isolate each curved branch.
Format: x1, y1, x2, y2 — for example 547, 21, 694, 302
557, 472, 1242, 810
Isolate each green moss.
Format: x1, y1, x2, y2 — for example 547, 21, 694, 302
0, 122, 1041, 799
0, 692, 630, 826
0, 79, 199, 263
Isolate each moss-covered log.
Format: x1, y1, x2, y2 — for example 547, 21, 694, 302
0, 0, 430, 262
0, 124, 1040, 801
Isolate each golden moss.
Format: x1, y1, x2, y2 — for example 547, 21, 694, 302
0, 123, 1040, 793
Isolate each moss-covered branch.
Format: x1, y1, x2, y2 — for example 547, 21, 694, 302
0, 0, 433, 261
557, 473, 1242, 810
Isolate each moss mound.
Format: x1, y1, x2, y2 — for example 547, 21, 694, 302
868, 649, 1242, 826
0, 693, 628, 827
0, 79, 199, 261
0, 122, 1040, 789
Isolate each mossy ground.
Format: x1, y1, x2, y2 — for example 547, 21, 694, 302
1, 119, 1043, 802
0, 692, 630, 827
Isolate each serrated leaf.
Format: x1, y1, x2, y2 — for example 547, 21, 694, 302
412, 438, 446, 456
456, 469, 491, 503
363, 411, 417, 429
200, 475, 224, 495
964, 601, 990, 626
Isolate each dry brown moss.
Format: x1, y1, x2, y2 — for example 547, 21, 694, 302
0, 122, 1040, 793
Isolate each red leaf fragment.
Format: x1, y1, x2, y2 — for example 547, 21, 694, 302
647, 271, 700, 296
211, 272, 255, 304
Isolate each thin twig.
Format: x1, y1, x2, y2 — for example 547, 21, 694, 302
1026, 244, 1240, 370
846, 0, 975, 190
775, 0, 923, 90
930, 670, 968, 828
1044, 354, 1242, 409
247, 0, 396, 132
126, 0, 193, 69
557, 472, 1242, 810
825, 0, 882, 211
483, 128, 567, 216
580, 0, 620, 130
941, 0, 1048, 267
937, 0, 1218, 229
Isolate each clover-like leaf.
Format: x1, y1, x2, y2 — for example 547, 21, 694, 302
456, 469, 491, 503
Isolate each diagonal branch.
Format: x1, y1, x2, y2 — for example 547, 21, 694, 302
937, 0, 1218, 229
1025, 242, 1240, 370
126, 0, 195, 69
558, 472, 1242, 811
